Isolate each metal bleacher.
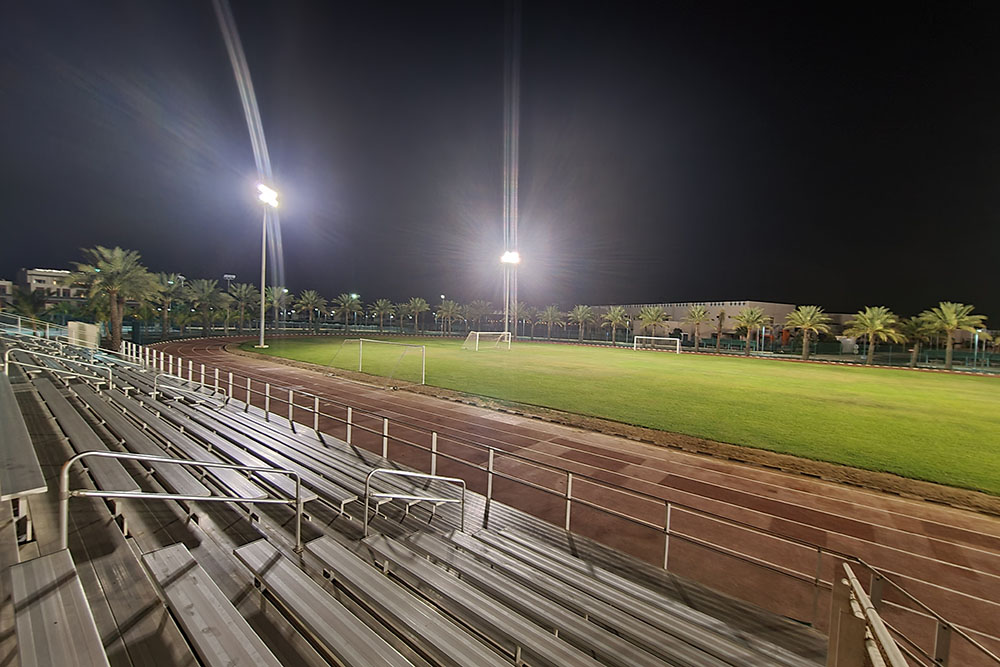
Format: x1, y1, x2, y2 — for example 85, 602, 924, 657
0, 333, 836, 666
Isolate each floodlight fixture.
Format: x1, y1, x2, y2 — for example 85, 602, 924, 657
257, 183, 279, 208
500, 250, 521, 264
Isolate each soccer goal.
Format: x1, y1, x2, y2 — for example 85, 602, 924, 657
462, 331, 511, 351
333, 338, 426, 385
633, 336, 682, 353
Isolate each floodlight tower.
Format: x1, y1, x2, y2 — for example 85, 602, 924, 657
501, 251, 520, 334
501, 0, 522, 336
256, 183, 278, 348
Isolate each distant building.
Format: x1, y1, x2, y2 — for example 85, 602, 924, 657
16, 268, 88, 299
0, 279, 12, 308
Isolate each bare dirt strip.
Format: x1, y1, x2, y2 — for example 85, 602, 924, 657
153, 336, 1000, 663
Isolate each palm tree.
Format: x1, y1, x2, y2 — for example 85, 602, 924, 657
436, 299, 461, 335
539, 305, 564, 340
845, 306, 905, 365
602, 305, 628, 345
184, 279, 225, 335
900, 315, 936, 369
638, 305, 667, 337
229, 282, 260, 334
567, 305, 594, 342
296, 290, 327, 332
395, 302, 411, 333
466, 300, 492, 331
684, 305, 712, 352
919, 302, 988, 370
733, 307, 766, 356
11, 287, 49, 332
173, 309, 198, 336
332, 293, 362, 333
784, 305, 832, 361
70, 246, 160, 351
714, 309, 727, 352
370, 298, 395, 332
520, 304, 538, 339
264, 286, 289, 330
156, 273, 185, 340
408, 297, 430, 334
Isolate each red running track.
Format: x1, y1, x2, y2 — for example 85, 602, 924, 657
153, 337, 1000, 664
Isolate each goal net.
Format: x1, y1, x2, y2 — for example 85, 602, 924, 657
633, 336, 681, 353
461, 331, 511, 351
331, 338, 426, 385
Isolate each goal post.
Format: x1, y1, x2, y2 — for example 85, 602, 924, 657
633, 336, 682, 353
461, 331, 511, 351
342, 338, 426, 384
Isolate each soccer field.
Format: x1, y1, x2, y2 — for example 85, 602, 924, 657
242, 337, 1000, 495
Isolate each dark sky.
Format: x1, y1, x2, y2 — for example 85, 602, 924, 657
2, 1, 998, 318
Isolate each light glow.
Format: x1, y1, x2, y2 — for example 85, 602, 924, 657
257, 183, 279, 208
500, 250, 521, 264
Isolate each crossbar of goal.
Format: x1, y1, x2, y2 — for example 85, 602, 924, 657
633, 336, 681, 353
461, 331, 511, 351
347, 338, 426, 385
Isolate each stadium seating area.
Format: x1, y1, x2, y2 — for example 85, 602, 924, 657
0, 330, 829, 665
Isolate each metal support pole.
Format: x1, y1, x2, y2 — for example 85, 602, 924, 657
187, 360, 193, 382
228, 371, 233, 399
346, 407, 353, 444
812, 548, 824, 625
487, 449, 495, 503
258, 208, 267, 349
358, 339, 363, 372
200, 363, 205, 386
214, 368, 219, 395
934, 622, 951, 666
264, 383, 270, 418
288, 389, 294, 422
565, 471, 573, 530
313, 396, 320, 432
421, 347, 426, 385
664, 502, 672, 569
431, 432, 438, 476
382, 417, 388, 458
159, 350, 164, 372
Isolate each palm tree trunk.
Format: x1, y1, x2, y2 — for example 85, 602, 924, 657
801, 330, 811, 360
909, 341, 920, 368
866, 338, 876, 365
160, 305, 170, 340
694, 324, 700, 352
744, 329, 751, 356
611, 324, 616, 345
945, 331, 954, 370
578, 323, 584, 342
109, 293, 122, 351
238, 305, 245, 334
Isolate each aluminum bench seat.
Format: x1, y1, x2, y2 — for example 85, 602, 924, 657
106, 392, 268, 500
10, 549, 110, 667
74, 385, 212, 498
364, 533, 605, 667
399, 530, 677, 667
34, 378, 139, 494
143, 543, 282, 667
0, 374, 46, 501
233, 538, 414, 667
305, 535, 510, 667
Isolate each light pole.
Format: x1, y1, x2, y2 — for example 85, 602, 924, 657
350, 293, 360, 327
500, 250, 520, 334
223, 273, 236, 292
256, 184, 278, 348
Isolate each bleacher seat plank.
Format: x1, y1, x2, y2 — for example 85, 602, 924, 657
33, 378, 139, 494
0, 374, 46, 500
75, 386, 212, 498
399, 530, 675, 667
233, 538, 414, 667
364, 533, 605, 667
10, 549, 110, 667
106, 392, 269, 500
305, 535, 511, 667
143, 543, 283, 667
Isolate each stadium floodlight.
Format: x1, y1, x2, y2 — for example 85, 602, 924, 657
256, 183, 279, 349
462, 331, 512, 351
633, 336, 682, 353
500, 250, 521, 264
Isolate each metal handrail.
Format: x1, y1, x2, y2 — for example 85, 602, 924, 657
59, 450, 304, 552
152, 372, 225, 403
828, 563, 909, 667
3, 348, 114, 388
363, 468, 465, 537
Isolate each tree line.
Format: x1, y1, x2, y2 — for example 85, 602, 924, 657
8, 246, 990, 372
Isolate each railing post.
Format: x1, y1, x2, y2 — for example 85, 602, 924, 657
187, 360, 193, 382
288, 389, 294, 423
168, 354, 173, 375
200, 363, 205, 386
159, 350, 164, 372
565, 471, 573, 530
313, 396, 320, 432
245, 377, 251, 411
487, 449, 495, 503
346, 407, 353, 444
264, 383, 271, 418
827, 572, 865, 667
663, 501, 672, 569
934, 622, 951, 666
228, 371, 233, 399
870, 573, 884, 611
214, 368, 219, 394
431, 432, 438, 476
382, 417, 388, 458
294, 475, 303, 554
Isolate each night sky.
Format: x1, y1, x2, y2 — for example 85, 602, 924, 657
2, 1, 998, 318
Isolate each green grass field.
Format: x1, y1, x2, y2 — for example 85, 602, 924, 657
242, 336, 1000, 495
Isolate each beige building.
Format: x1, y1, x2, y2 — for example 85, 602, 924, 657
17, 268, 88, 299
596, 299, 798, 340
